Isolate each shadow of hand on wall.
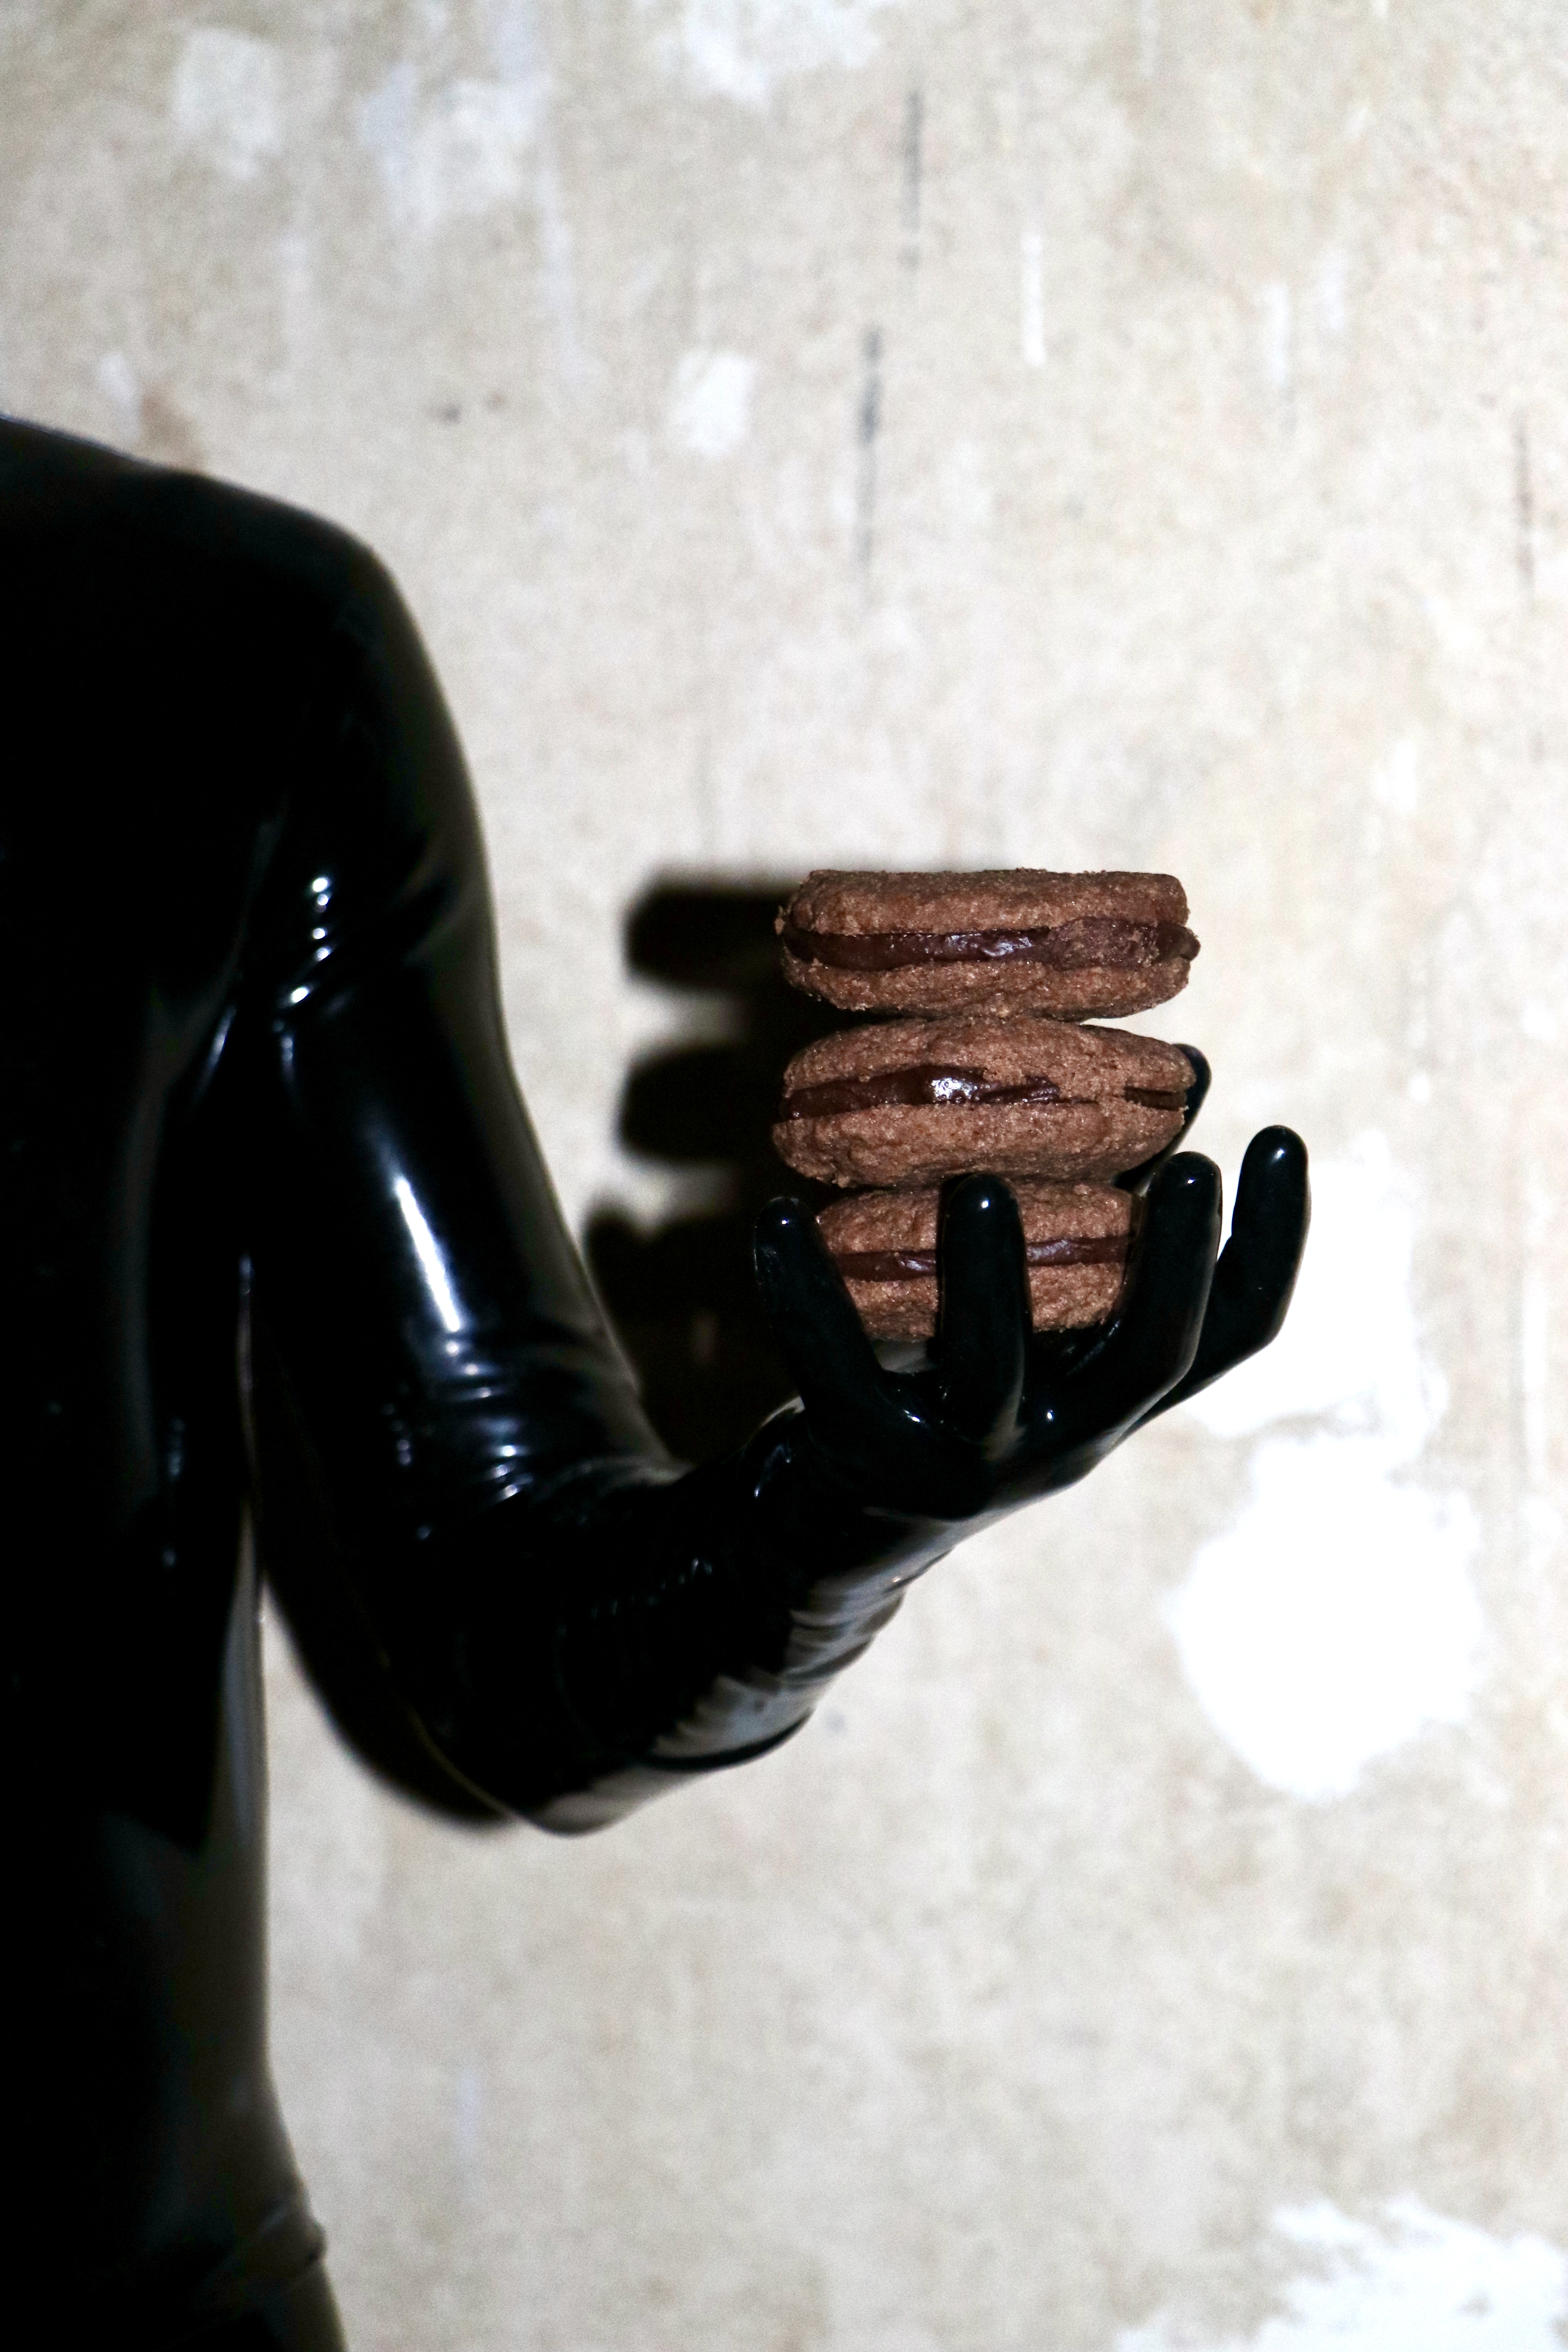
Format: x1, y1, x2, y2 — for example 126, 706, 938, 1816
588, 880, 840, 1463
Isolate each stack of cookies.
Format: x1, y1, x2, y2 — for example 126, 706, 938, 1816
770, 869, 1200, 1339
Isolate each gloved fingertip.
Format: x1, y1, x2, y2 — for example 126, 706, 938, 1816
945, 1170, 1022, 1223
753, 1193, 815, 1265
1146, 1150, 1222, 1214
1240, 1125, 1309, 1191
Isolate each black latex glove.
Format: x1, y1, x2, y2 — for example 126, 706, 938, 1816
753, 1050, 1308, 1526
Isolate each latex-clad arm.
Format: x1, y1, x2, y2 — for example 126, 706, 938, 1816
241, 538, 1308, 1833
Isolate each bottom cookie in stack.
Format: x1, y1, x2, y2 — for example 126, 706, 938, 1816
818, 1180, 1135, 1341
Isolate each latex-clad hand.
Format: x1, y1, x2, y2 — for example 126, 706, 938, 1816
753, 1052, 1308, 1526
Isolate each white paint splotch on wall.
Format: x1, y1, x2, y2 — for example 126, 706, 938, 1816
357, 61, 544, 234
95, 351, 141, 443
1371, 735, 1419, 818
668, 348, 755, 456
1119, 2197, 1568, 2350
1261, 280, 1293, 400
1165, 1440, 1481, 1801
172, 29, 284, 181
1168, 1132, 1483, 1800
641, 0, 906, 105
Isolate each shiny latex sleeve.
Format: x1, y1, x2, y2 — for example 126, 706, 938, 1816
235, 537, 937, 1829
236, 531, 1308, 1834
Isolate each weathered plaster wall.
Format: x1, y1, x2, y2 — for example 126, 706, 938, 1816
10, 2, 1568, 2343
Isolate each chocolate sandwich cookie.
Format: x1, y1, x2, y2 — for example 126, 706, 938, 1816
819, 1180, 1134, 1341
778, 869, 1198, 1017
773, 1017, 1194, 1188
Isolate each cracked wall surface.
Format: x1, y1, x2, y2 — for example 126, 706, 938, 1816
9, 2, 1568, 2344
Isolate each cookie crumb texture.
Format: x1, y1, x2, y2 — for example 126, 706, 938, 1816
819, 1181, 1134, 1340
775, 1018, 1194, 1187
778, 868, 1197, 1016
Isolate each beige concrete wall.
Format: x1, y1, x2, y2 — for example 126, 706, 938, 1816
11, 0, 1568, 2342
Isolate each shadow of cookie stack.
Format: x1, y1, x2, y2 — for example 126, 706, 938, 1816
769, 870, 1200, 1340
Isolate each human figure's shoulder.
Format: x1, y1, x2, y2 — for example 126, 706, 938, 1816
0, 418, 465, 982
0, 413, 400, 638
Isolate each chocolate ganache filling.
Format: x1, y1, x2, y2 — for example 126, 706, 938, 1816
833, 1234, 1131, 1283
780, 915, 1198, 974
781, 1064, 1187, 1121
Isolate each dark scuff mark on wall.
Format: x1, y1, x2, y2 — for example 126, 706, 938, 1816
139, 388, 206, 473
1138, 0, 1160, 81
1515, 411, 1535, 598
901, 86, 923, 272
857, 327, 883, 579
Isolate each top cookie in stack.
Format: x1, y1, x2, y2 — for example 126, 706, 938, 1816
771, 868, 1200, 1341
777, 867, 1198, 1019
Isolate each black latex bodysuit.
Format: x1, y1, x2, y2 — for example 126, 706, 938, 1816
2, 419, 1307, 2347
